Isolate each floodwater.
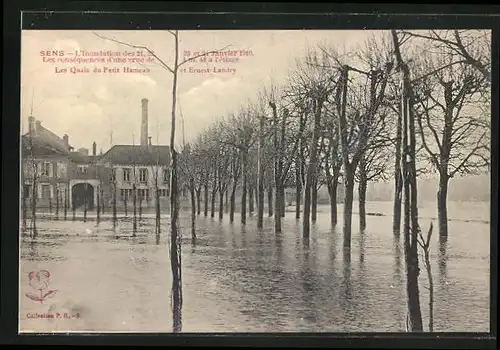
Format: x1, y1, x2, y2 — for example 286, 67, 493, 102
19, 201, 490, 333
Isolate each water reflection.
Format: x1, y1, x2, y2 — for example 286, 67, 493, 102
359, 231, 366, 267
340, 248, 353, 321
328, 227, 338, 265
393, 235, 403, 283
438, 236, 449, 287
300, 239, 318, 327
20, 210, 490, 333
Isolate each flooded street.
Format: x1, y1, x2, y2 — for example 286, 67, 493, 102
19, 201, 490, 333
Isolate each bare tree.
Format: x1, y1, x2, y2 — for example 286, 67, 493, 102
323, 115, 343, 226
23, 128, 39, 238
355, 129, 393, 231
95, 30, 229, 332
392, 29, 424, 332
413, 55, 489, 238
402, 30, 491, 83
418, 222, 435, 332
286, 50, 335, 239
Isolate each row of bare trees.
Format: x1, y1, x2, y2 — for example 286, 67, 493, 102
91, 29, 491, 333
173, 29, 490, 332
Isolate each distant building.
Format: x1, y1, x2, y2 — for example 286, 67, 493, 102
21, 98, 172, 212
100, 143, 171, 208
21, 117, 74, 209
21, 117, 107, 210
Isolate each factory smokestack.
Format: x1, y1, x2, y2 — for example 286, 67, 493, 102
141, 98, 149, 146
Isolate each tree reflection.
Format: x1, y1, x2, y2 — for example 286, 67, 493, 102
438, 235, 449, 285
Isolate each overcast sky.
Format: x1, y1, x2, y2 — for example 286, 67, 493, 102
21, 29, 381, 152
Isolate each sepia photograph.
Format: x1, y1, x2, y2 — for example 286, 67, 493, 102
19, 29, 491, 333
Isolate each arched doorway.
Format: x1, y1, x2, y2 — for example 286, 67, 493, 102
72, 183, 94, 210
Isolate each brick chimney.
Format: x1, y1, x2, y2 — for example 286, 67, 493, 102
92, 142, 97, 156
141, 98, 149, 146
63, 134, 69, 148
148, 136, 152, 146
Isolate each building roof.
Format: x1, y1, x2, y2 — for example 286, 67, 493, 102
21, 133, 70, 157
21, 121, 73, 157
102, 145, 171, 166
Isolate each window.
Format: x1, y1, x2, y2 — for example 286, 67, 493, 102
138, 189, 150, 199
163, 168, 169, 183
123, 168, 131, 182
110, 169, 116, 182
41, 162, 51, 176
78, 165, 88, 175
56, 163, 67, 178
24, 185, 32, 198
160, 189, 167, 197
120, 188, 133, 200
41, 184, 51, 199
139, 168, 148, 182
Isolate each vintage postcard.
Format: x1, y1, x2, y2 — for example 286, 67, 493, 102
19, 29, 491, 333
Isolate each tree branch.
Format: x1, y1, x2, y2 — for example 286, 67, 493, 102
93, 31, 174, 74
178, 45, 232, 67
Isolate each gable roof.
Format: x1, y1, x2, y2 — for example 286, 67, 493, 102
21, 122, 73, 157
21, 133, 71, 157
102, 145, 170, 166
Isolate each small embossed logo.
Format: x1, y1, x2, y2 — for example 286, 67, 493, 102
25, 270, 58, 304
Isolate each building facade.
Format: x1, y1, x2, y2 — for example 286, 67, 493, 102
100, 144, 171, 209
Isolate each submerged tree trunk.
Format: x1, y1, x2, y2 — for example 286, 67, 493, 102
133, 184, 137, 236
196, 188, 201, 215
343, 165, 355, 249
190, 178, 196, 242
303, 100, 323, 239
257, 113, 265, 229
393, 107, 403, 235
204, 183, 209, 217
155, 183, 161, 245
210, 185, 217, 218
249, 182, 254, 214
169, 40, 183, 332
112, 182, 117, 229
393, 30, 423, 332
295, 166, 302, 220
328, 180, 338, 226
101, 189, 105, 214
22, 185, 27, 231
257, 116, 265, 229
359, 157, 368, 232
31, 179, 37, 238
55, 188, 59, 220
225, 189, 229, 213
274, 184, 282, 233
83, 183, 87, 222
230, 181, 237, 223
311, 183, 318, 223
219, 190, 224, 220
241, 151, 248, 225
268, 187, 273, 217
96, 188, 100, 225
437, 174, 449, 238
72, 191, 76, 221
139, 197, 142, 219
280, 185, 285, 218
64, 187, 68, 221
